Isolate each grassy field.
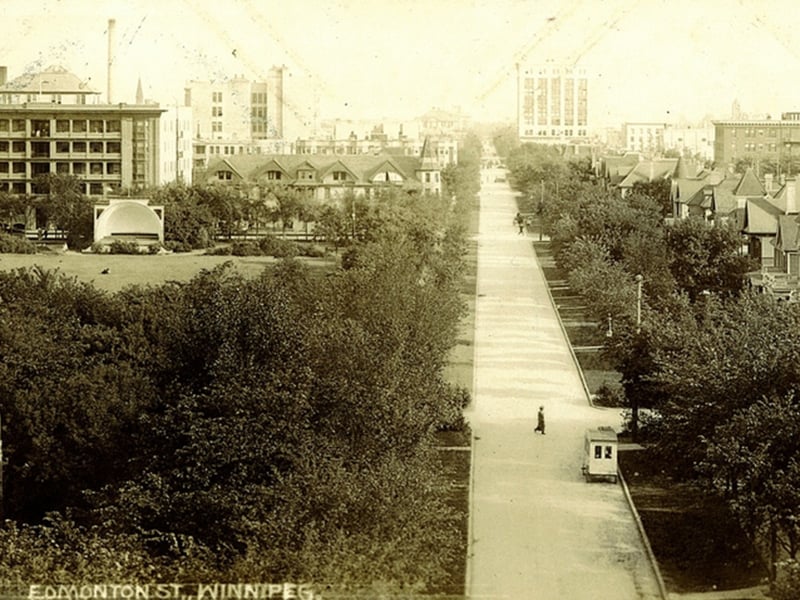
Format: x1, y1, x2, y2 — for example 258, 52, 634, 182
0, 248, 336, 293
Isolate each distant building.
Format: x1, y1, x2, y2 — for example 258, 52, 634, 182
201, 140, 442, 201
0, 65, 165, 195
713, 113, 800, 169
516, 63, 589, 143
184, 67, 284, 141
622, 122, 665, 155
663, 125, 714, 162
159, 105, 193, 185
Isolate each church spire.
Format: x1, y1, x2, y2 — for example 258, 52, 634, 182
135, 77, 144, 104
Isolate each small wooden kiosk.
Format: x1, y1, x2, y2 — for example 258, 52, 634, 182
581, 426, 619, 483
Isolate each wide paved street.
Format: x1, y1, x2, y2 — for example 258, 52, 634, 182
465, 167, 663, 599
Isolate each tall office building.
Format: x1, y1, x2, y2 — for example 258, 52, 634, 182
517, 63, 589, 143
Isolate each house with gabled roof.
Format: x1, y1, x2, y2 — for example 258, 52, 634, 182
201, 143, 439, 202
617, 158, 679, 198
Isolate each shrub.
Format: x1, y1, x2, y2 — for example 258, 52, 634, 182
257, 236, 299, 258
205, 245, 232, 256
230, 242, 262, 256
299, 243, 327, 258
594, 381, 626, 407
773, 560, 800, 600
164, 240, 193, 253
0, 233, 37, 254
109, 240, 141, 255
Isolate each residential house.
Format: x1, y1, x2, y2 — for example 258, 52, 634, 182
201, 141, 441, 202
616, 158, 678, 198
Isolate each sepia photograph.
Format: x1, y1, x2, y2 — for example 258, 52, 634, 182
1, 0, 799, 598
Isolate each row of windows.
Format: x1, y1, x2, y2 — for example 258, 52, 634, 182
735, 142, 779, 152
251, 92, 267, 105
0, 94, 88, 105
0, 118, 121, 134
212, 92, 223, 103
11, 140, 124, 154
0, 161, 121, 175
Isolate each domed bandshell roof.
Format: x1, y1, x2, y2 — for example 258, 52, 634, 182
94, 199, 163, 243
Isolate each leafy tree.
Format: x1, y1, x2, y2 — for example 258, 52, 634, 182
701, 395, 800, 581
665, 217, 755, 300
31, 173, 93, 248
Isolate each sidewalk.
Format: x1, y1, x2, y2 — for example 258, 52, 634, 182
465, 169, 663, 599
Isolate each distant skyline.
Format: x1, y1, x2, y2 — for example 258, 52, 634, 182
2, 0, 800, 128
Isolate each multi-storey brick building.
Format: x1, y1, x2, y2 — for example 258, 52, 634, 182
0, 66, 165, 195
713, 112, 800, 170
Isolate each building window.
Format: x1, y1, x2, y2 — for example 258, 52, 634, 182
90, 162, 103, 175
12, 119, 25, 132
90, 120, 104, 133
11, 141, 25, 153
73, 162, 86, 175
212, 122, 222, 133
73, 120, 86, 133
594, 445, 602, 459
0, 120, 8, 133
332, 170, 347, 181
56, 162, 70, 174
90, 142, 104, 153
73, 141, 86, 153
212, 91, 222, 103
212, 106, 223, 117
217, 170, 232, 180
56, 120, 70, 133
12, 162, 25, 174
0, 162, 8, 173
106, 162, 121, 175
106, 120, 121, 133
0, 141, 7, 152
605, 446, 613, 459
267, 170, 282, 180
89, 183, 103, 195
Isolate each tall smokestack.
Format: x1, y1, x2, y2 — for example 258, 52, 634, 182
267, 66, 284, 139
0, 66, 7, 86
107, 18, 116, 103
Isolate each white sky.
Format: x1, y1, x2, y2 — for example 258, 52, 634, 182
2, 0, 799, 127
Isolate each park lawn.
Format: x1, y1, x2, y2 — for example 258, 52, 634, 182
619, 449, 768, 594
0, 248, 337, 292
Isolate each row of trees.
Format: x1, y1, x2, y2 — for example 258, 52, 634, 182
0, 137, 482, 590
504, 142, 800, 584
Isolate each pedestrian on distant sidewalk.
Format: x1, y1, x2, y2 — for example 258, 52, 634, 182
515, 212, 525, 234
534, 406, 546, 435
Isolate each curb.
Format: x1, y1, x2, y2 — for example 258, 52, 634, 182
530, 240, 596, 408
619, 469, 670, 600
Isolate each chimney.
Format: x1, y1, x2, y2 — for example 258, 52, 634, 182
0, 66, 7, 86
787, 179, 797, 215
765, 173, 773, 193
107, 18, 116, 103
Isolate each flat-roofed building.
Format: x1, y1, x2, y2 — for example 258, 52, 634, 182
517, 63, 589, 143
0, 66, 165, 195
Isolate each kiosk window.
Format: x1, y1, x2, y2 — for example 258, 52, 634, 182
594, 445, 602, 459
605, 446, 613, 459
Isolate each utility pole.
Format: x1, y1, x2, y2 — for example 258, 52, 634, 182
635, 274, 643, 333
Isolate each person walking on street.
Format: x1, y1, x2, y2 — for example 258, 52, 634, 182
515, 212, 525, 234
534, 406, 546, 435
